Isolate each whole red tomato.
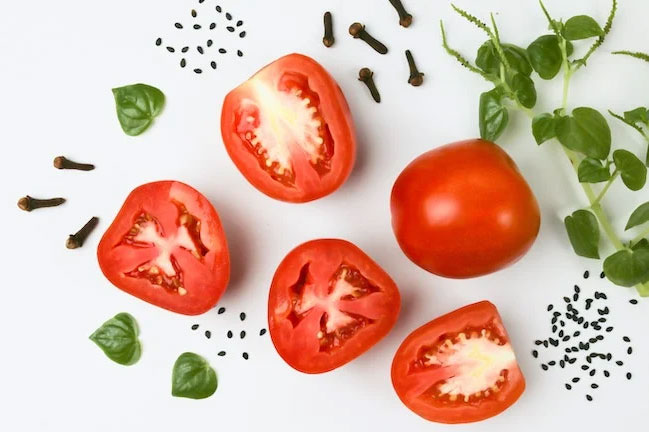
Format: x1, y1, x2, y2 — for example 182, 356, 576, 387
390, 139, 540, 278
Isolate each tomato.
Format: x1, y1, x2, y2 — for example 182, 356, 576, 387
221, 53, 356, 203
391, 301, 525, 424
268, 239, 400, 373
390, 139, 540, 278
97, 181, 230, 315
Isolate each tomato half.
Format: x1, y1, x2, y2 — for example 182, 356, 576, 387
97, 181, 230, 315
221, 53, 356, 203
391, 139, 540, 278
391, 301, 525, 424
268, 239, 401, 373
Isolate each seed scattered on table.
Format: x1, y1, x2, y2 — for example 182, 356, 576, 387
218, 307, 226, 314
175, 23, 183, 29
204, 330, 211, 339
240, 330, 246, 339
218, 351, 226, 356
194, 68, 202, 74
191, 324, 199, 330
227, 330, 233, 338
155, 37, 162, 46
240, 312, 246, 321
211, 61, 217, 70
259, 328, 267, 336
242, 352, 249, 360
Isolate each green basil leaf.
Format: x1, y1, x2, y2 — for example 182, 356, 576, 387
603, 248, 649, 287
89, 313, 141, 366
626, 201, 649, 230
633, 239, 649, 251
112, 84, 165, 136
479, 88, 509, 142
578, 158, 611, 183
527, 35, 563, 79
509, 73, 537, 109
562, 15, 604, 41
564, 210, 600, 259
532, 113, 557, 145
556, 107, 611, 160
613, 149, 647, 191
476, 42, 532, 77
171, 352, 217, 399
624, 107, 649, 125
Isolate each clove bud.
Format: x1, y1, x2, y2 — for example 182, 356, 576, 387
359, 68, 381, 103
18, 196, 66, 212
349, 23, 388, 55
322, 11, 334, 47
406, 50, 424, 86
389, 0, 413, 28
53, 156, 95, 171
66, 216, 99, 249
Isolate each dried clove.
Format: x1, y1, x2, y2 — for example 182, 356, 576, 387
322, 11, 334, 47
53, 156, 95, 171
405, 50, 424, 86
359, 68, 381, 103
66, 217, 99, 249
349, 23, 388, 54
18, 196, 66, 212
389, 0, 413, 28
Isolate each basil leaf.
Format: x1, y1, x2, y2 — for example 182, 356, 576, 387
578, 158, 611, 183
509, 73, 537, 109
634, 239, 649, 251
603, 248, 649, 287
613, 150, 647, 191
564, 210, 600, 259
112, 84, 165, 136
556, 107, 611, 160
89, 313, 141, 366
171, 352, 217, 399
476, 42, 532, 77
626, 201, 649, 230
527, 35, 563, 80
479, 88, 509, 142
562, 15, 604, 41
532, 113, 557, 145
624, 107, 649, 125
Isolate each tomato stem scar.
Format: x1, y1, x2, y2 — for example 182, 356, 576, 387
323, 11, 334, 47
17, 195, 66, 212
53, 156, 95, 171
67, 216, 99, 249
358, 68, 381, 103
349, 23, 388, 54
406, 50, 424, 86
389, 0, 413, 28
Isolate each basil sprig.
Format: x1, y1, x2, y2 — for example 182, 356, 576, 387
441, 1, 649, 297
112, 83, 165, 136
171, 352, 218, 399
89, 313, 142, 365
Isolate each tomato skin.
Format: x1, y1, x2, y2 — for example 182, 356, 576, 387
97, 181, 230, 315
268, 239, 400, 374
221, 53, 356, 203
390, 139, 540, 278
391, 301, 526, 424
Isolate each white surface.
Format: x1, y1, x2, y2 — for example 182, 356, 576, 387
1, 0, 648, 431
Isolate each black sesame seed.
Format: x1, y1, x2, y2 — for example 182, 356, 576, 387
535, 340, 542, 346
583, 271, 589, 279
553, 311, 561, 317
181, 46, 189, 53
593, 325, 602, 331
180, 58, 186, 68
630, 299, 638, 305
563, 336, 571, 342
563, 296, 571, 303
604, 370, 610, 377
598, 317, 607, 323
549, 338, 559, 347
568, 358, 577, 364
175, 23, 183, 29
548, 360, 557, 366
532, 350, 538, 358
155, 37, 162, 46
194, 24, 201, 29
541, 364, 549, 371
560, 320, 566, 326
583, 322, 589, 329
237, 50, 243, 57
571, 347, 579, 352
240, 312, 246, 321
205, 330, 211, 339
219, 48, 227, 53
600, 293, 608, 300
566, 313, 573, 320
259, 328, 267, 336
191, 9, 197, 18
218, 351, 226, 356
578, 317, 585, 324
216, 5, 222, 13
604, 326, 613, 332
606, 353, 612, 361
166, 46, 175, 53
242, 352, 249, 360
600, 271, 605, 278
623, 336, 631, 342
587, 357, 592, 364
563, 354, 570, 361
560, 360, 565, 368
227, 26, 235, 32
572, 377, 580, 383
547, 304, 554, 311
210, 61, 217, 69
199, 0, 205, 3
573, 331, 581, 337
586, 394, 593, 401
616, 360, 624, 366
626, 372, 632, 380
627, 347, 633, 355
194, 68, 202, 74
581, 365, 589, 370
227, 330, 233, 338
589, 338, 597, 344
552, 325, 558, 333
573, 294, 579, 301
567, 304, 574, 312
210, 23, 216, 30
237, 20, 243, 26
558, 330, 564, 337
207, 39, 213, 47
240, 330, 246, 339
191, 324, 199, 330
565, 348, 571, 353
591, 383, 599, 389
226, 12, 232, 20
218, 307, 226, 314
565, 383, 572, 390
197, 46, 204, 54
596, 335, 604, 341
239, 31, 246, 38
589, 369, 596, 377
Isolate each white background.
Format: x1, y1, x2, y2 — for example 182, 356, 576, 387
1, 0, 648, 431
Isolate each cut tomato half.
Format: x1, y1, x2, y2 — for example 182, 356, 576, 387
268, 239, 400, 373
97, 181, 230, 315
391, 301, 525, 424
221, 53, 356, 203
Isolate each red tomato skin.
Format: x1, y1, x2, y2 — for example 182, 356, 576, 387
268, 239, 401, 374
391, 301, 526, 424
390, 139, 540, 278
97, 181, 230, 315
221, 53, 356, 203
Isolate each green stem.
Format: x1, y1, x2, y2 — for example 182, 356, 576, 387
631, 225, 649, 246
592, 171, 620, 207
560, 39, 573, 112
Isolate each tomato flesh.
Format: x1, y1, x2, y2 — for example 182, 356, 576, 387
97, 181, 230, 315
391, 301, 525, 424
269, 239, 400, 373
222, 54, 355, 202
